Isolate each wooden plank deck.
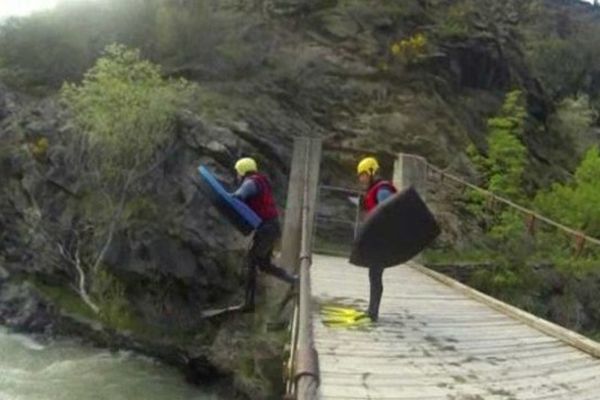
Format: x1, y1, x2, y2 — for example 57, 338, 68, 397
311, 255, 600, 400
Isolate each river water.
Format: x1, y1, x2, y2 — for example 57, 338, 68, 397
0, 327, 218, 400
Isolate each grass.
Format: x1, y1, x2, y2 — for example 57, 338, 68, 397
32, 278, 201, 343
33, 279, 100, 322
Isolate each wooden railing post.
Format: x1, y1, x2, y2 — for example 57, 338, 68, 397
393, 153, 428, 200
282, 137, 322, 399
281, 138, 309, 275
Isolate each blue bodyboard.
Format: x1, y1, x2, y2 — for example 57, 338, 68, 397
198, 166, 262, 236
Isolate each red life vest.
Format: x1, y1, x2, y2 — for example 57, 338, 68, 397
245, 173, 279, 221
363, 180, 397, 213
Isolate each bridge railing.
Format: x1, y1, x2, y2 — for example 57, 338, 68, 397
423, 161, 600, 251
404, 154, 600, 336
320, 146, 600, 326
284, 142, 600, 397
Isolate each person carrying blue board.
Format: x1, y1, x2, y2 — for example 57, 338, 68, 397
232, 158, 297, 313
357, 157, 397, 322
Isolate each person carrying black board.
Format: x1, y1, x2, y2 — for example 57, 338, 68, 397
357, 157, 397, 322
232, 157, 297, 313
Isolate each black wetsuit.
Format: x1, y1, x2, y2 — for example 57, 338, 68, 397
363, 179, 397, 322
244, 218, 296, 309
234, 173, 296, 311
368, 266, 385, 321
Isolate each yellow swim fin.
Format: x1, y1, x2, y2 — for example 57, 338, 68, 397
322, 306, 364, 316
320, 305, 371, 328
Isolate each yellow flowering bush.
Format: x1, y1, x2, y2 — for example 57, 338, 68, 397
390, 33, 428, 62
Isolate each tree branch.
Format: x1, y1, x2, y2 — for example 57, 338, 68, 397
91, 170, 133, 274
57, 243, 100, 314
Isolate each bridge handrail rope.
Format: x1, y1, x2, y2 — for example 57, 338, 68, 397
423, 161, 600, 250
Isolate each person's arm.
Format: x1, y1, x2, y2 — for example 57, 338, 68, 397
376, 187, 394, 204
232, 179, 259, 201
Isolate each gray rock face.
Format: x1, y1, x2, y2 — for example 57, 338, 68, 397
0, 84, 19, 120
0, 96, 276, 316
0, 281, 54, 333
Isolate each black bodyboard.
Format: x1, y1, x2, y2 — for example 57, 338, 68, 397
350, 186, 440, 268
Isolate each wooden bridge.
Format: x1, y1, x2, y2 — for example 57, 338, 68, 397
282, 138, 600, 400
312, 255, 600, 399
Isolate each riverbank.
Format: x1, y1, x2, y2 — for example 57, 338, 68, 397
0, 267, 288, 400
0, 326, 220, 400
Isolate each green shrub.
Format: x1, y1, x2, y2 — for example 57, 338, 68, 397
0, 0, 225, 92
525, 22, 600, 97
549, 94, 598, 154
469, 90, 528, 201
62, 44, 191, 173
435, 1, 475, 39
535, 147, 600, 238
29, 137, 49, 159
91, 268, 136, 331
56, 45, 193, 317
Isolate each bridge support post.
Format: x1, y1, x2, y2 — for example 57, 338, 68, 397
281, 137, 322, 273
394, 154, 428, 264
393, 153, 428, 200
281, 139, 307, 274
281, 137, 322, 399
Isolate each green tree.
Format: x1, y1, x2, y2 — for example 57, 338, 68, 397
0, 0, 123, 90
62, 44, 188, 173
54, 44, 192, 313
469, 90, 528, 200
435, 1, 476, 39
463, 90, 529, 261
525, 15, 600, 97
0, 0, 243, 92
535, 147, 600, 238
550, 94, 598, 154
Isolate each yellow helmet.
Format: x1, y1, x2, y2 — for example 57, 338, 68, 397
235, 157, 258, 176
357, 157, 379, 176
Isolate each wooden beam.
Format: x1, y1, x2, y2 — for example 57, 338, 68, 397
281, 138, 309, 273
281, 137, 321, 274
305, 138, 322, 250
